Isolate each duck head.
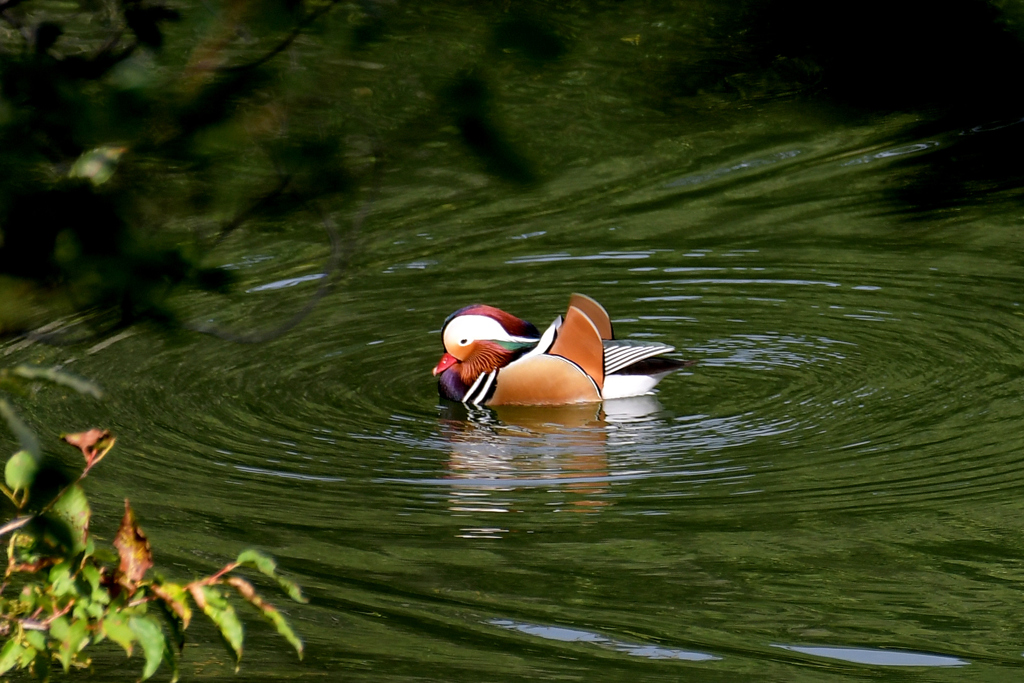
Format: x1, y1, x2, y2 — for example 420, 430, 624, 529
433, 304, 540, 400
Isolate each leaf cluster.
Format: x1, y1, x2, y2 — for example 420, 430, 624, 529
0, 366, 306, 680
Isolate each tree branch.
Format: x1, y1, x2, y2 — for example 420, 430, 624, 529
219, 0, 343, 74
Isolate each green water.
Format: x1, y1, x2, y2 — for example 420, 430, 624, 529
7, 3, 1024, 681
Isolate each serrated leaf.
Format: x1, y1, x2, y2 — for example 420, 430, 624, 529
0, 637, 26, 675
235, 550, 306, 603
227, 577, 303, 658
11, 366, 103, 399
5, 450, 38, 492
114, 499, 152, 593
129, 615, 165, 680
197, 585, 243, 665
150, 582, 191, 629
162, 633, 180, 683
52, 484, 91, 553
0, 399, 40, 459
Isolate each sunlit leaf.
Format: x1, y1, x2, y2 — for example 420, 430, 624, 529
69, 147, 127, 187
0, 399, 40, 459
235, 549, 307, 603
61, 429, 115, 470
129, 615, 165, 680
196, 585, 243, 665
227, 576, 303, 658
17, 644, 35, 668
0, 638, 26, 675
48, 560, 75, 596
11, 365, 104, 399
52, 484, 91, 553
114, 499, 152, 592
151, 582, 192, 629
24, 630, 45, 651
103, 613, 136, 656
5, 450, 38, 492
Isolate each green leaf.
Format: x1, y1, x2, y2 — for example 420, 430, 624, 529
52, 484, 91, 553
228, 577, 303, 658
17, 645, 35, 668
0, 399, 40, 459
150, 582, 191, 650
11, 366, 103, 399
0, 637, 27, 675
196, 585, 243, 665
5, 450, 38, 492
24, 630, 46, 651
48, 561, 75, 596
129, 615, 165, 680
235, 550, 306, 603
69, 147, 126, 186
103, 613, 136, 656
81, 564, 109, 605
50, 615, 89, 672
32, 647, 50, 681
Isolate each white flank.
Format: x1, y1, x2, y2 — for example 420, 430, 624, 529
601, 370, 675, 400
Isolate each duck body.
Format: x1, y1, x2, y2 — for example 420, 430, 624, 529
433, 294, 692, 406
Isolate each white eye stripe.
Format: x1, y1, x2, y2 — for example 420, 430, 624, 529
443, 315, 536, 350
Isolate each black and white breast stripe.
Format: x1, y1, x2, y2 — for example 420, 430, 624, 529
463, 370, 498, 405
603, 341, 675, 375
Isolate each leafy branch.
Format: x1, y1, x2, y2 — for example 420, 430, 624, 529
0, 367, 305, 680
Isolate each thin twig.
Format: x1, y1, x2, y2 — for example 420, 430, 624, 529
189, 148, 383, 344
218, 0, 343, 74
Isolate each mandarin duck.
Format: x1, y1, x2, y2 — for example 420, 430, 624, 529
433, 293, 692, 405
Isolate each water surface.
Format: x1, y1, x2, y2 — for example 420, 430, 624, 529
6, 7, 1024, 682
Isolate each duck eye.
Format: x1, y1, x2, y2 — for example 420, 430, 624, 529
459, 339, 469, 345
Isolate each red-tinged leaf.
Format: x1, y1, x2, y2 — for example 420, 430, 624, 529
187, 584, 207, 610
235, 550, 307, 603
151, 583, 192, 629
61, 429, 115, 469
114, 499, 152, 593
195, 586, 244, 665
227, 577, 303, 658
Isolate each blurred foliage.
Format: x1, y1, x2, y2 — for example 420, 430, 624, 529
0, 367, 305, 680
0, 0, 570, 338
2, 0, 1024, 337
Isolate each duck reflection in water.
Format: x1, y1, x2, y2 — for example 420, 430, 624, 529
437, 395, 666, 518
